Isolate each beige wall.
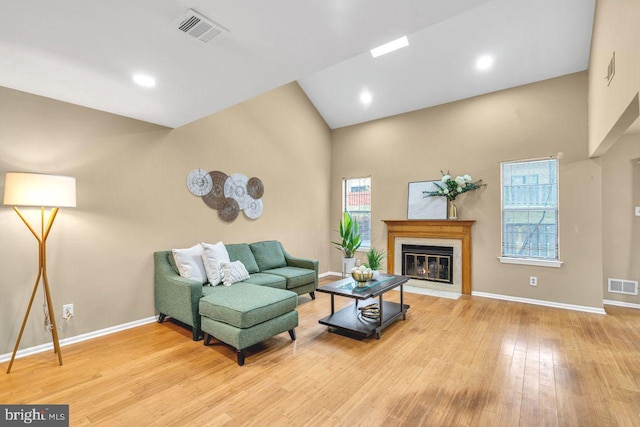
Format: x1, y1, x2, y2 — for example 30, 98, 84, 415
601, 132, 640, 303
589, 0, 640, 304
5, 0, 636, 355
588, 0, 640, 156
0, 82, 332, 355
331, 72, 604, 309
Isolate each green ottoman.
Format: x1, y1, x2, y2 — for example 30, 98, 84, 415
199, 283, 298, 365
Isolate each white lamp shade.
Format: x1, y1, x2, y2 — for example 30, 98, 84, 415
3, 172, 76, 208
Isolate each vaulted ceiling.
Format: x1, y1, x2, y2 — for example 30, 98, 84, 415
1, 0, 595, 129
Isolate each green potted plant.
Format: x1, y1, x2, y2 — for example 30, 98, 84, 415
331, 212, 362, 275
363, 248, 385, 279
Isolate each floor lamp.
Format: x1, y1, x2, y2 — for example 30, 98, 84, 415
4, 172, 76, 374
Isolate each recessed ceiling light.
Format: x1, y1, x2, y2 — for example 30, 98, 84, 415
476, 55, 494, 71
370, 36, 409, 58
133, 74, 156, 88
360, 91, 372, 105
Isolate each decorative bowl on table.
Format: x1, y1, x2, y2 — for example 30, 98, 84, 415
351, 270, 374, 287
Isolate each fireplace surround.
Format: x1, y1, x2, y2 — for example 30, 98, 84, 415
383, 220, 475, 294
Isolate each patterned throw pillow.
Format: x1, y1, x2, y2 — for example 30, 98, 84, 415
220, 261, 250, 286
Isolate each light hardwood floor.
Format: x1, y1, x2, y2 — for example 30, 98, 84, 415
2, 276, 640, 426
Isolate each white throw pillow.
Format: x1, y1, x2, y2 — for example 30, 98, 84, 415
172, 244, 207, 285
201, 241, 230, 286
220, 261, 250, 286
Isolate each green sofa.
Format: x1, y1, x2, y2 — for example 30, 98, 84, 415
154, 240, 318, 340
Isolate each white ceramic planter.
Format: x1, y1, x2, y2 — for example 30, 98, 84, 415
342, 256, 356, 276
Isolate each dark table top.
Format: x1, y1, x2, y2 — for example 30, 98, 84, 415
316, 274, 409, 300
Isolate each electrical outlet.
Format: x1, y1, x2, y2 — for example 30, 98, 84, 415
63, 304, 74, 318
529, 276, 537, 286
635, 206, 640, 216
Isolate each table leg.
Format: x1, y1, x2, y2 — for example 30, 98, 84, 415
377, 294, 384, 339
401, 284, 406, 320
330, 294, 335, 314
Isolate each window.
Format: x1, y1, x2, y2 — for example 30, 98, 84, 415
343, 177, 371, 249
501, 159, 559, 264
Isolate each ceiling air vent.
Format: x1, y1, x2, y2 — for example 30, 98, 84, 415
608, 278, 638, 295
177, 9, 226, 43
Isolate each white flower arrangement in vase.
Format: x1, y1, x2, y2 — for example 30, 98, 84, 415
423, 171, 486, 219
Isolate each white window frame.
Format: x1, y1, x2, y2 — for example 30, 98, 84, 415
499, 158, 563, 268
342, 176, 371, 251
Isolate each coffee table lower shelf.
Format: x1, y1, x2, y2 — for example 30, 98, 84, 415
318, 298, 410, 339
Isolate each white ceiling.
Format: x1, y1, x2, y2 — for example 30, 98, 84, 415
0, 0, 595, 130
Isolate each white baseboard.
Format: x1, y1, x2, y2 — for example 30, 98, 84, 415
472, 291, 606, 315
603, 299, 640, 310
319, 271, 342, 278
0, 316, 158, 363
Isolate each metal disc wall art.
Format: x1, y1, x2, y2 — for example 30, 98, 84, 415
244, 198, 263, 220
186, 168, 213, 196
218, 197, 240, 223
186, 169, 264, 222
247, 177, 264, 199
202, 171, 228, 209
223, 173, 250, 210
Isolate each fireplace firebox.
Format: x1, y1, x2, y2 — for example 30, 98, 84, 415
402, 244, 453, 284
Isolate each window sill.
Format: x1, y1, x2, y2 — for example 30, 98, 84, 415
498, 257, 563, 268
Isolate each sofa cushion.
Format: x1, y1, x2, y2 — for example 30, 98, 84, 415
202, 285, 218, 298
263, 267, 316, 290
225, 243, 260, 274
172, 244, 207, 284
199, 283, 297, 329
249, 241, 287, 271
201, 311, 298, 353
201, 241, 230, 286
242, 273, 287, 290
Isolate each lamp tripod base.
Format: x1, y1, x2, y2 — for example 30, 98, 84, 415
6, 207, 63, 374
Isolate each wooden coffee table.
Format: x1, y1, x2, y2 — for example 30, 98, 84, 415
316, 274, 409, 339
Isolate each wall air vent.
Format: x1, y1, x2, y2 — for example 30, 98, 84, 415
608, 278, 638, 295
177, 9, 226, 43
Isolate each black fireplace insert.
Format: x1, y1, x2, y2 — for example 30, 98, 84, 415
401, 244, 453, 284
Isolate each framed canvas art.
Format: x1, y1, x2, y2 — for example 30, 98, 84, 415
407, 180, 447, 219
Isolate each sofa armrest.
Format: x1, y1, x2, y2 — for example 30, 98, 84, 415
280, 245, 319, 276
285, 255, 319, 273
154, 251, 204, 340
